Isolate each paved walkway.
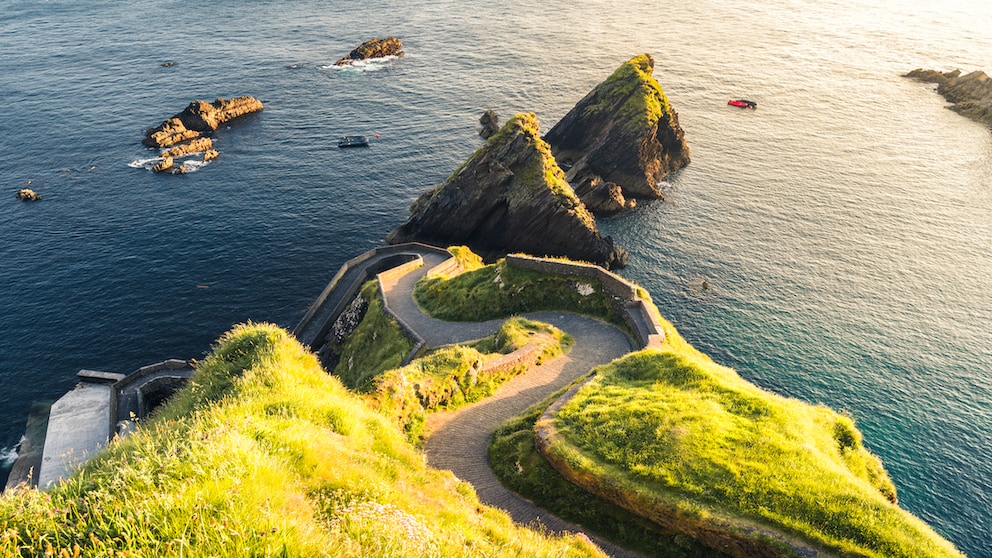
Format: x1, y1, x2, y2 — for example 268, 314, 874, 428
381, 255, 644, 557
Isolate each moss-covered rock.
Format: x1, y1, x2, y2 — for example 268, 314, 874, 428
387, 113, 627, 269
545, 54, 690, 202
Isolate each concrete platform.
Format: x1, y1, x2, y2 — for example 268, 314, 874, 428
37, 381, 112, 489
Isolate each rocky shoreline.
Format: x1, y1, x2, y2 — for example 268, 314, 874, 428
905, 68, 992, 127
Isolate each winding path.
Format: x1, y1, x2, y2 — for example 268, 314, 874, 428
379, 254, 644, 557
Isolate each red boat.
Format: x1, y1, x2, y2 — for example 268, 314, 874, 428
728, 99, 757, 109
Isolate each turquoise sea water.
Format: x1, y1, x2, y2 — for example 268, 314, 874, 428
1, 0, 989, 554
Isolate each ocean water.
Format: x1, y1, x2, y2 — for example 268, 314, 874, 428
1, 0, 989, 554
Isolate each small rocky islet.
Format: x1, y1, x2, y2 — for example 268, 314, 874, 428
335, 36, 404, 66
142, 96, 264, 174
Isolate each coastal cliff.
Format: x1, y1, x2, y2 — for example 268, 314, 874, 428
544, 54, 689, 205
386, 113, 627, 269
905, 68, 992, 127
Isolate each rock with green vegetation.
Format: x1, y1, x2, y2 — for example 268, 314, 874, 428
0, 322, 605, 558
534, 342, 964, 558
905, 68, 992, 126
386, 113, 627, 269
544, 54, 689, 203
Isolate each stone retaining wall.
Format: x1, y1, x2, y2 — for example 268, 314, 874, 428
294, 242, 451, 349
504, 254, 664, 348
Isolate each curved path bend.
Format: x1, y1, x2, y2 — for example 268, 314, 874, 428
379, 255, 643, 557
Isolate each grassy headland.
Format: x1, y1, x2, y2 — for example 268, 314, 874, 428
0, 323, 602, 557
530, 326, 963, 557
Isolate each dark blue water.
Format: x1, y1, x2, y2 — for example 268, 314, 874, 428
2, 0, 989, 555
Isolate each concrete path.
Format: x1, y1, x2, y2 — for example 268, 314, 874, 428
381, 255, 644, 557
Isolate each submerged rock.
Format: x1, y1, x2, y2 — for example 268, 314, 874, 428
905, 68, 992, 126
335, 37, 404, 66
544, 54, 689, 204
386, 113, 627, 269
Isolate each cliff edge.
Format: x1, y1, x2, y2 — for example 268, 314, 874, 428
544, 54, 689, 204
386, 113, 627, 269
905, 68, 992, 127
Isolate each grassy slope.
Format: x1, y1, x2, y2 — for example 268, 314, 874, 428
414, 257, 625, 330
332, 280, 415, 391
0, 323, 603, 558
540, 320, 962, 557
367, 317, 572, 440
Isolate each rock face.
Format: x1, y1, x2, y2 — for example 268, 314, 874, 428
386, 113, 627, 269
573, 176, 634, 215
544, 54, 689, 204
479, 109, 500, 139
905, 68, 992, 126
335, 37, 404, 66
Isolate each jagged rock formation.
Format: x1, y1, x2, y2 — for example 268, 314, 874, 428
905, 68, 992, 126
386, 113, 627, 269
162, 137, 213, 158
16, 188, 41, 201
335, 37, 404, 66
143, 96, 263, 148
573, 176, 634, 214
479, 109, 500, 139
544, 54, 689, 206
141, 96, 263, 174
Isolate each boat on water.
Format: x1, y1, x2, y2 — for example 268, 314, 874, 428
728, 99, 757, 109
338, 135, 370, 148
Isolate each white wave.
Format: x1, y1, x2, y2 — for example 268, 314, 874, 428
128, 154, 210, 173
128, 156, 163, 170
323, 55, 399, 72
1, 438, 24, 466
179, 160, 209, 173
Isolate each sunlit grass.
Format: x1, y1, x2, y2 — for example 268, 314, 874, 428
541, 341, 963, 557
414, 257, 624, 329
0, 323, 605, 558
367, 318, 572, 439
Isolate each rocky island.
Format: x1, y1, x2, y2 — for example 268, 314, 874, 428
386, 113, 627, 269
142, 96, 263, 174
335, 37, 404, 66
545, 54, 690, 213
905, 68, 992, 127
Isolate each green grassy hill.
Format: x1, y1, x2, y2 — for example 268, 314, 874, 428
530, 329, 963, 557
0, 323, 602, 558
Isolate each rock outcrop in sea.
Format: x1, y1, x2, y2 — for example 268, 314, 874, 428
905, 68, 992, 127
16, 188, 41, 201
386, 113, 627, 269
479, 109, 500, 139
335, 37, 404, 66
141, 96, 263, 174
544, 54, 689, 209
